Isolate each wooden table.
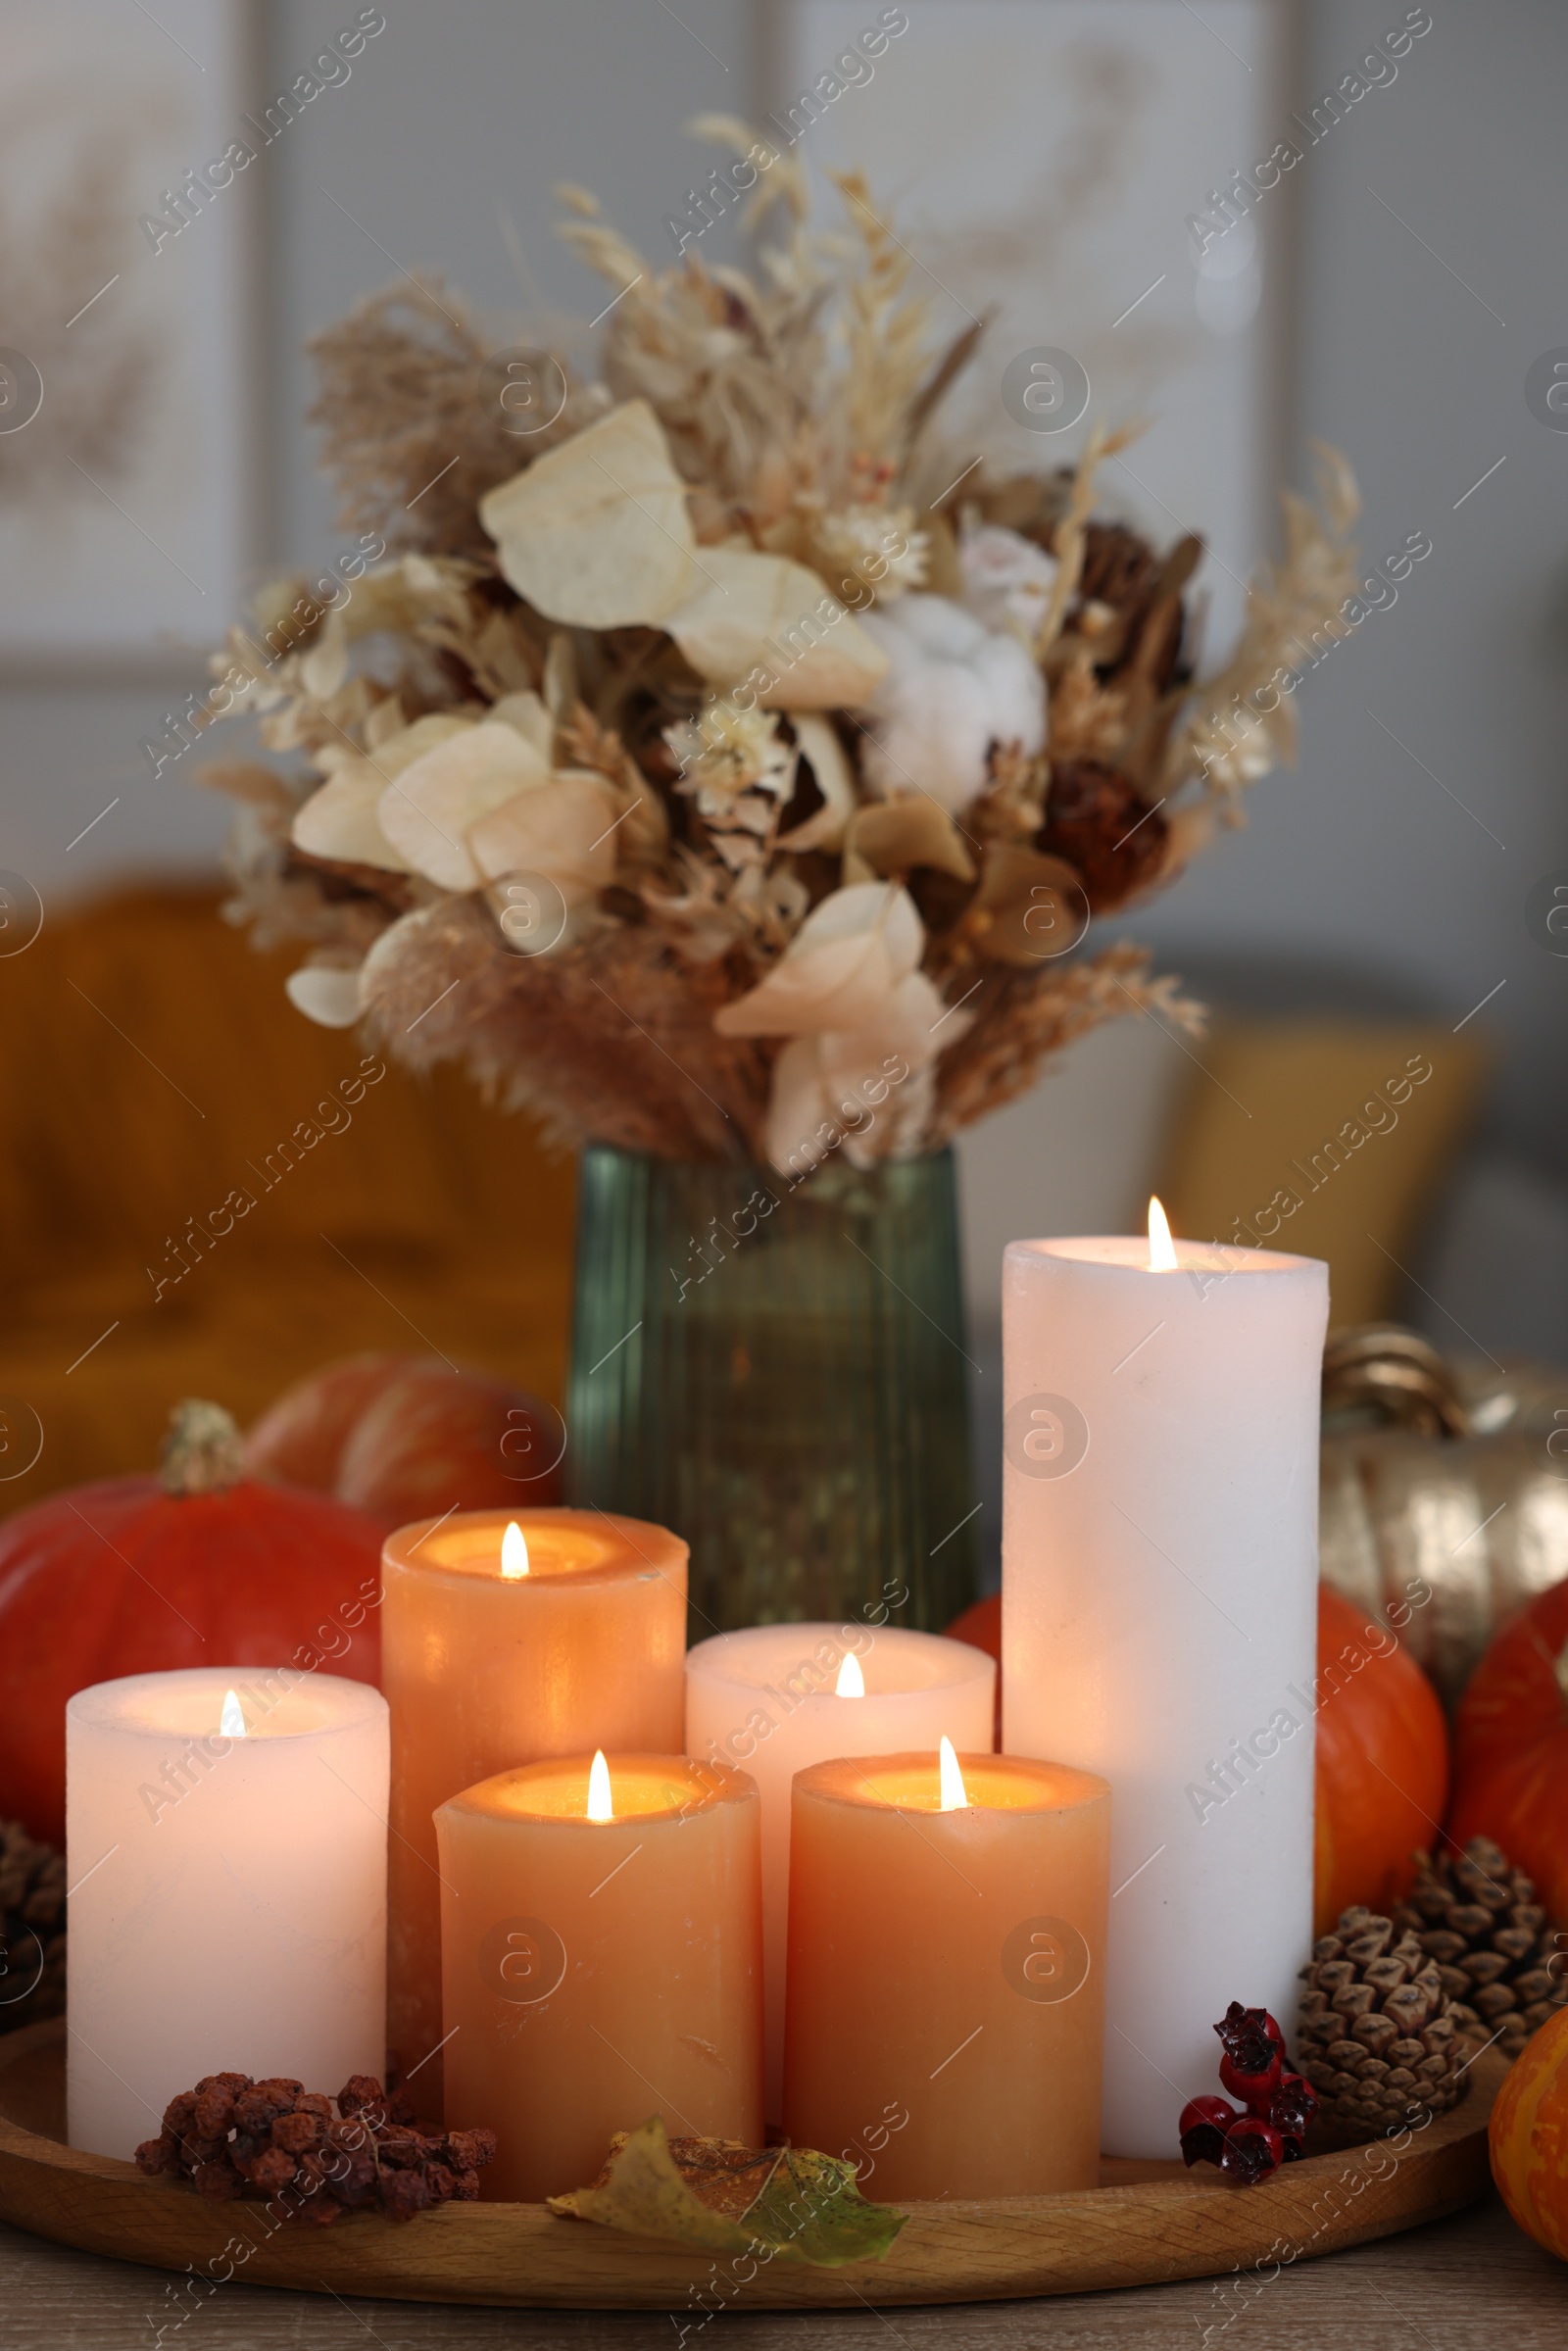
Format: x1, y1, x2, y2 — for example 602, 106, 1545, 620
2, 2192, 1564, 2349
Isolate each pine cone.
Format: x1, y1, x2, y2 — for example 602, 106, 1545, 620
1038, 759, 1168, 910
0, 1818, 67, 2037
1079, 521, 1158, 613
1392, 1837, 1568, 2062
1297, 1906, 1471, 2137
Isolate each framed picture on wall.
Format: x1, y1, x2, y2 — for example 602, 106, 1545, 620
769, 0, 1298, 651
0, 0, 258, 666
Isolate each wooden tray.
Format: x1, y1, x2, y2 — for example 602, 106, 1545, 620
0, 2021, 1502, 2310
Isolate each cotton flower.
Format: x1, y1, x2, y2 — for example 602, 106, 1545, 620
856, 594, 1046, 814
957, 522, 1058, 640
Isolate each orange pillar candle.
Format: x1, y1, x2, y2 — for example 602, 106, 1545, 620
436, 1753, 763, 2201
382, 1509, 686, 2094
783, 1748, 1110, 2199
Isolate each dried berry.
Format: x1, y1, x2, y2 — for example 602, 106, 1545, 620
192, 2156, 246, 2201
246, 2146, 299, 2194
193, 2084, 239, 2140
380, 2169, 432, 2223
444, 2126, 499, 2173
336, 2075, 384, 2117
271, 2110, 322, 2155
1176, 2004, 1310, 2181
131, 2066, 498, 2224
1214, 2002, 1286, 2072
1178, 2094, 1239, 2170
1215, 2002, 1286, 2106
1268, 2070, 1319, 2156
1219, 2117, 1284, 2185
134, 2131, 180, 2175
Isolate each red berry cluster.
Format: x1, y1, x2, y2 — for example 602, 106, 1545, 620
1178, 2003, 1318, 2185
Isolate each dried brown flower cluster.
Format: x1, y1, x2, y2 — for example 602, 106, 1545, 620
133, 2069, 496, 2224
198, 131, 1359, 1173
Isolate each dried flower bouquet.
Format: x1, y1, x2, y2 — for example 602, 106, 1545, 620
200, 129, 1361, 1175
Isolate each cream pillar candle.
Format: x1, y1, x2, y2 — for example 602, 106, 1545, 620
1003, 1211, 1328, 2157
685, 1623, 995, 2123
436, 1752, 762, 2200
67, 1668, 388, 2160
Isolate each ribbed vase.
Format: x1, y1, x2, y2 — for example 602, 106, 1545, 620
564, 1145, 978, 1637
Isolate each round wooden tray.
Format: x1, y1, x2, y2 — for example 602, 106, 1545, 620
0, 2020, 1502, 2310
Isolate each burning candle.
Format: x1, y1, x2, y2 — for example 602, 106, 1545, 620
685, 1622, 996, 2122
382, 1509, 686, 2101
782, 1745, 1109, 2197
436, 1750, 763, 2200
1003, 1201, 1328, 2156
66, 1667, 388, 2159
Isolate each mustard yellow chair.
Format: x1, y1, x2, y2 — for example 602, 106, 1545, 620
0, 884, 576, 1514
1155, 1018, 1489, 1324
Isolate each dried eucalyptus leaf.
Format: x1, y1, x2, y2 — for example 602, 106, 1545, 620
479, 400, 698, 629
547, 2116, 906, 2269
843, 798, 975, 886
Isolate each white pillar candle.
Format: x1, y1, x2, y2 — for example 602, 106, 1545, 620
67, 1668, 389, 2159
685, 1622, 995, 2121
1002, 1212, 1328, 2157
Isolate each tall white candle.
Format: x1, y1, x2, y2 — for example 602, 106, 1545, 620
67, 1668, 389, 2159
1002, 1214, 1328, 2157
686, 1622, 995, 2122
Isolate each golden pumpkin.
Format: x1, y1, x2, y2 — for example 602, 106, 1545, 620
1318, 1327, 1568, 1716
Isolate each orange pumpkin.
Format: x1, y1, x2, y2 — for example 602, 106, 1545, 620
944, 1592, 1003, 1744
246, 1353, 563, 1526
946, 1584, 1449, 1936
0, 1401, 385, 1846
241, 1351, 411, 1494
1490, 2005, 1568, 2260
1450, 1577, 1568, 1929
1313, 1583, 1448, 1934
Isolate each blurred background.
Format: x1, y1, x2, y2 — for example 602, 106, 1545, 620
2, 0, 1565, 1563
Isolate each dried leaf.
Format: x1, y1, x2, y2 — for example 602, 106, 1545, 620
665, 550, 889, 709
971, 844, 1089, 967
377, 721, 546, 889
547, 2116, 906, 2269
479, 400, 699, 629
776, 713, 857, 853
713, 881, 922, 1038
843, 799, 975, 886
467, 774, 619, 904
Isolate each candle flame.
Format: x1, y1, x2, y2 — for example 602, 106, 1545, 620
835, 1650, 865, 1697
938, 1735, 968, 1812
220, 1688, 245, 1739
1147, 1195, 1178, 1272
501, 1522, 530, 1579
587, 1749, 612, 1822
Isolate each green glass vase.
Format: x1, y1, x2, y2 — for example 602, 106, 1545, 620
564, 1144, 979, 1637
